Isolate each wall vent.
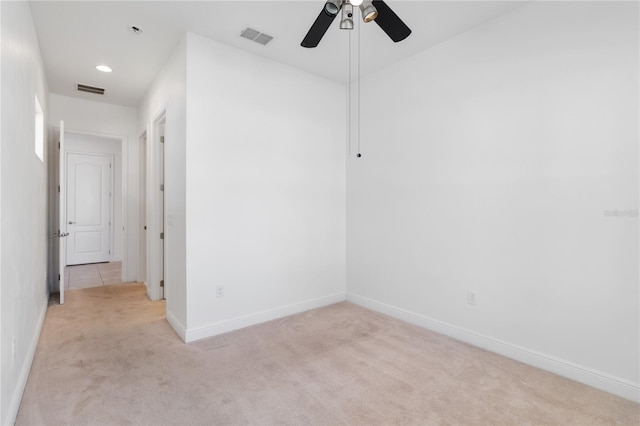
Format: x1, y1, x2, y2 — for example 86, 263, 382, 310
240, 28, 273, 46
77, 83, 105, 95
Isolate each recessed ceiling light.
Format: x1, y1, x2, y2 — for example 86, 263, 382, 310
96, 65, 112, 73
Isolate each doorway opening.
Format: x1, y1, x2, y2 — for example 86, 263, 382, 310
50, 128, 126, 301
143, 110, 166, 302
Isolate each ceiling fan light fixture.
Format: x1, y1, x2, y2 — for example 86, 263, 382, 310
302, 0, 411, 47
324, 0, 343, 16
340, 2, 354, 29
360, 1, 378, 22
340, 17, 354, 30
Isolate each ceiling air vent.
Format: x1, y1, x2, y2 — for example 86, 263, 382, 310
240, 27, 273, 46
77, 83, 105, 95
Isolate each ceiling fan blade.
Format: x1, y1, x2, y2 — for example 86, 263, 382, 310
372, 0, 411, 43
301, 6, 339, 48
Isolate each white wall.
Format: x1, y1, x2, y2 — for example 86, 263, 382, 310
49, 94, 138, 282
65, 132, 123, 263
0, 2, 49, 424
347, 1, 639, 401
138, 36, 187, 330
184, 33, 346, 341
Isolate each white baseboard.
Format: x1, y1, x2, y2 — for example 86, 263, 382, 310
4, 298, 48, 426
347, 292, 640, 403
185, 292, 346, 343
165, 309, 187, 342
144, 281, 153, 301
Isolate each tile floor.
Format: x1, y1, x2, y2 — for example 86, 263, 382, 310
64, 261, 123, 290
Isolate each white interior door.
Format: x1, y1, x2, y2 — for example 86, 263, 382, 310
66, 152, 112, 265
58, 121, 67, 304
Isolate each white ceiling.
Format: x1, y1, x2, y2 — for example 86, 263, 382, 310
29, 1, 526, 107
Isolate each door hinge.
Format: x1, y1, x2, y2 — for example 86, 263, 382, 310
160, 232, 164, 240
160, 184, 164, 191
109, 164, 112, 169
109, 250, 111, 255
160, 280, 164, 287
160, 136, 165, 143
58, 142, 60, 149
58, 274, 60, 280
58, 185, 60, 192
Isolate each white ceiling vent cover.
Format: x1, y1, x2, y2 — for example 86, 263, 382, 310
77, 83, 105, 95
240, 28, 273, 46
253, 33, 273, 46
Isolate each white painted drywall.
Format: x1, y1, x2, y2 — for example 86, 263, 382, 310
0, 2, 49, 424
138, 36, 187, 329
48, 94, 138, 282
65, 132, 123, 263
347, 1, 639, 400
184, 33, 346, 338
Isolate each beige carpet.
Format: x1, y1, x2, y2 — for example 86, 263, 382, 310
17, 284, 639, 425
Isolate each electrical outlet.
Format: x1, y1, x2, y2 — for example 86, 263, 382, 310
216, 286, 224, 298
467, 291, 477, 306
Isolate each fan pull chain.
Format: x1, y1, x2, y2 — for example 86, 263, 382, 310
348, 28, 351, 156
357, 16, 361, 158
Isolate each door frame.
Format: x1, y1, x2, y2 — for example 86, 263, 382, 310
138, 131, 147, 287
65, 150, 114, 265
145, 107, 167, 301
49, 127, 127, 291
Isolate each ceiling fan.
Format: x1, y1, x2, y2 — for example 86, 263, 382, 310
301, 0, 411, 48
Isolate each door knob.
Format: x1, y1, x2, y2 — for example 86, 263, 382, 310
68, 221, 76, 224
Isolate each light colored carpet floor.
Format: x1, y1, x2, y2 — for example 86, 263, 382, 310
17, 283, 639, 425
